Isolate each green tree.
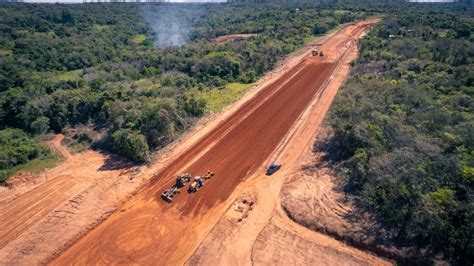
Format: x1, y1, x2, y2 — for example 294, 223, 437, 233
111, 129, 149, 163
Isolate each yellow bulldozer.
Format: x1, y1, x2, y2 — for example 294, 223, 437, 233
188, 171, 215, 193
312, 49, 324, 57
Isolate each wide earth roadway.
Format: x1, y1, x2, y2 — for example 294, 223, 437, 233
51, 19, 377, 265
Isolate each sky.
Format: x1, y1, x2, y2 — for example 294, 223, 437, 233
22, 0, 225, 2
24, 0, 82, 2
408, 0, 456, 2
21, 0, 458, 3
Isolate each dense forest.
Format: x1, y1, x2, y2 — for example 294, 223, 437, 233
0, 2, 369, 183
323, 8, 473, 264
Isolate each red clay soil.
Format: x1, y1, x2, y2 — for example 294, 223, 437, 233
0, 134, 134, 254
51, 21, 375, 265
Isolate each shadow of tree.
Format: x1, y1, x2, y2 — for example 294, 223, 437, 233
98, 153, 135, 171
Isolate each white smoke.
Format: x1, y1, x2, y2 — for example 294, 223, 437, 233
139, 2, 224, 48
140, 4, 190, 48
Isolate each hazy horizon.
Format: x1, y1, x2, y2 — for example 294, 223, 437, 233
22, 0, 226, 2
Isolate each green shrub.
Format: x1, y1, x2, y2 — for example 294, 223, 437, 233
0, 128, 53, 184
111, 129, 149, 163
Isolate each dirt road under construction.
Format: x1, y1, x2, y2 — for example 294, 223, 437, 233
52, 19, 380, 265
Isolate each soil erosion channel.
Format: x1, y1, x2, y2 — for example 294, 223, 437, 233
52, 20, 374, 265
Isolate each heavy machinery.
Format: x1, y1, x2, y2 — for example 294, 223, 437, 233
188, 171, 215, 193
312, 49, 324, 57
161, 173, 192, 202
161, 187, 179, 203
175, 173, 192, 188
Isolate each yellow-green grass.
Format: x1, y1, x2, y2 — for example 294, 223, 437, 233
0, 49, 12, 56
436, 29, 449, 38
58, 69, 83, 81
131, 34, 147, 44
197, 83, 253, 113
93, 25, 111, 31
133, 78, 155, 87
132, 78, 161, 92
334, 10, 351, 15
9, 150, 63, 180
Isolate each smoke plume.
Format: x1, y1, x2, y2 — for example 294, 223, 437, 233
140, 4, 191, 48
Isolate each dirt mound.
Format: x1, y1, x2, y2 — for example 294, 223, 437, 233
280, 150, 422, 263
5, 172, 39, 188
280, 159, 355, 239
186, 194, 258, 265
253, 223, 371, 265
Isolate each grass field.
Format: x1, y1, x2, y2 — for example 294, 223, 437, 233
57, 69, 83, 81
196, 83, 253, 113
0, 49, 12, 56
1, 148, 63, 185
10, 152, 63, 176
93, 25, 111, 31
131, 34, 147, 44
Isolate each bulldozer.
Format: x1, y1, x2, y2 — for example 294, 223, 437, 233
312, 49, 325, 57
161, 173, 193, 202
175, 173, 192, 188
188, 171, 215, 193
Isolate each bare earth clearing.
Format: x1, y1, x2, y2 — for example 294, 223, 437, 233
281, 128, 416, 263
0, 18, 388, 265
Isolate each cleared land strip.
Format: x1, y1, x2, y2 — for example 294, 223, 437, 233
187, 18, 387, 265
51, 19, 379, 265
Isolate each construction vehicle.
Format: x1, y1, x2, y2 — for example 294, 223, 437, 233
312, 49, 318, 56
161, 187, 179, 203
161, 173, 192, 202
188, 171, 215, 193
175, 173, 192, 188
